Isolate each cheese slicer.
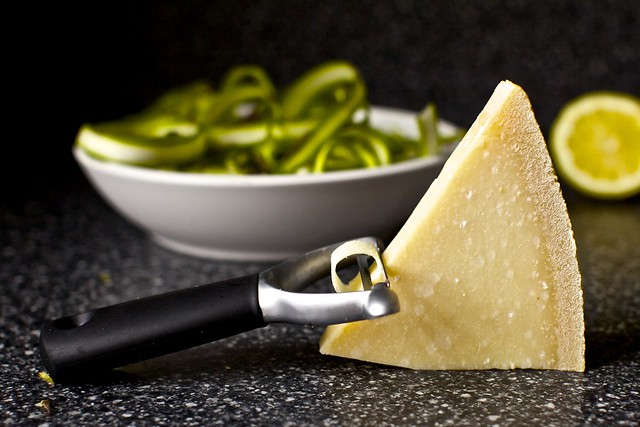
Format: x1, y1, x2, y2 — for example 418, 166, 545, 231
39, 237, 399, 382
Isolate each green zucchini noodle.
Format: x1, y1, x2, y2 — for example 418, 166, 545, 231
75, 61, 464, 174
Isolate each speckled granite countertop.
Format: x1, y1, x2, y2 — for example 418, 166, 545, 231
1, 180, 638, 425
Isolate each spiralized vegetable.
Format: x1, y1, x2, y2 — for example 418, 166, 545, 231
75, 61, 464, 174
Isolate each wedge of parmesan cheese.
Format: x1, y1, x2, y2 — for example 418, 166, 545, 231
320, 81, 585, 371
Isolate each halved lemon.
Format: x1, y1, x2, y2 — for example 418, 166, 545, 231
550, 92, 640, 200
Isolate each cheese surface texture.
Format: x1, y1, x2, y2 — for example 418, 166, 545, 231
320, 81, 585, 371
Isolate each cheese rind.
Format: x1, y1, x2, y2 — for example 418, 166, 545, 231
320, 81, 585, 371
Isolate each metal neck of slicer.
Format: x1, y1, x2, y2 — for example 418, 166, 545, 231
257, 237, 400, 325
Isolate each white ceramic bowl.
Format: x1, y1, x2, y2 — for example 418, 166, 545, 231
74, 106, 459, 261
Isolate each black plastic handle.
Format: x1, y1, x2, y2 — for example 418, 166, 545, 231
39, 273, 266, 382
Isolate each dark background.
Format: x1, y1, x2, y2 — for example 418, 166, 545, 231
10, 0, 639, 197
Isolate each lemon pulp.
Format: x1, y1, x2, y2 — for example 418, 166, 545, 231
550, 92, 640, 199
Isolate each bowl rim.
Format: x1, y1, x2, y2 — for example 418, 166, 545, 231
73, 105, 458, 188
